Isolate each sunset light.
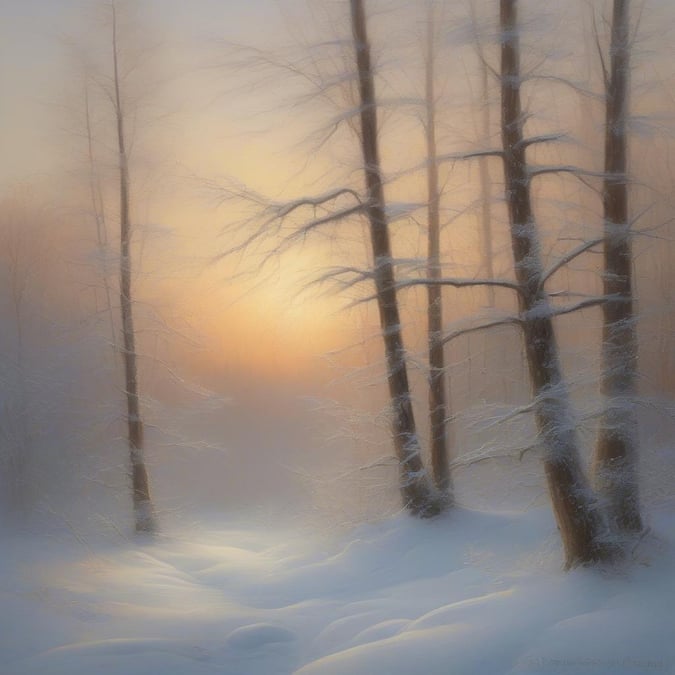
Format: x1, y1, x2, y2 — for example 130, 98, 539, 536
2, 1, 675, 673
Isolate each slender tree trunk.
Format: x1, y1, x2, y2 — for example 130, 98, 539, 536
112, 2, 156, 534
593, 0, 642, 533
84, 79, 117, 351
8, 244, 29, 513
500, 0, 611, 568
350, 0, 440, 516
478, 58, 495, 307
424, 1, 452, 500
470, 1, 496, 307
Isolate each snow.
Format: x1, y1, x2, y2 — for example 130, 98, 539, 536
2, 506, 674, 675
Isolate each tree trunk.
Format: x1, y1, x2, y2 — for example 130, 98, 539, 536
112, 2, 156, 534
500, 0, 611, 568
84, 79, 117, 352
470, 1, 496, 307
478, 57, 495, 307
350, 0, 440, 516
424, 1, 452, 501
593, 0, 642, 533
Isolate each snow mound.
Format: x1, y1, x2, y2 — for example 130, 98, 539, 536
1, 507, 674, 675
226, 623, 297, 650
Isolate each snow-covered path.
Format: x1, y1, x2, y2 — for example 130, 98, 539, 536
1, 508, 673, 675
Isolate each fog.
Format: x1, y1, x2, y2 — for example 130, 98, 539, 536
6, 2, 675, 673
1, 0, 674, 537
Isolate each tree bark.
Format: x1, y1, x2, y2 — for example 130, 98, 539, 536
424, 1, 452, 500
593, 0, 642, 533
350, 0, 440, 516
112, 2, 156, 534
478, 58, 495, 307
470, 1, 496, 307
500, 0, 612, 568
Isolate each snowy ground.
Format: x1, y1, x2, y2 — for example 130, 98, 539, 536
1, 506, 674, 675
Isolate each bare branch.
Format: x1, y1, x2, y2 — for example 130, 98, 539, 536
448, 442, 539, 472
284, 204, 365, 243
468, 0, 499, 81
592, 8, 610, 88
515, 132, 569, 151
540, 237, 604, 287
550, 296, 607, 318
471, 401, 537, 433
311, 265, 374, 293
273, 187, 363, 220
522, 74, 604, 101
211, 183, 363, 261
528, 165, 608, 180
441, 316, 523, 346
396, 277, 522, 294
436, 148, 504, 164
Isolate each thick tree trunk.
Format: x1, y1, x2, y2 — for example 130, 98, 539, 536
593, 0, 642, 533
500, 0, 611, 568
350, 0, 440, 516
425, 1, 452, 500
112, 3, 156, 534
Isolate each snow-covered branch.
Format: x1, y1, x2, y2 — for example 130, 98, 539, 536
441, 316, 522, 346
515, 132, 569, 152
550, 296, 607, 318
436, 148, 505, 164
540, 237, 604, 287
522, 74, 604, 101
528, 165, 609, 180
448, 442, 539, 472
396, 277, 522, 294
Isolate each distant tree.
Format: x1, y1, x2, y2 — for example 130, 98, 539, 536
469, 0, 496, 308
212, 0, 446, 517
0, 191, 50, 513
350, 0, 441, 516
82, 71, 117, 353
423, 0, 452, 502
103, 0, 157, 533
592, 0, 642, 534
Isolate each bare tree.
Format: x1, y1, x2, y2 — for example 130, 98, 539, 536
0, 192, 49, 513
83, 71, 117, 352
499, 0, 612, 567
350, 0, 440, 516
109, 1, 156, 533
470, 1, 496, 308
592, 0, 642, 533
423, 0, 452, 501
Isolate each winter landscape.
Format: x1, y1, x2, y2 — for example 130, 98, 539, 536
2, 0, 675, 673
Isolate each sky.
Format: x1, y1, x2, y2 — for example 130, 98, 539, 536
3, 0, 675, 424
3, 0, 675, 537
6, 10, 675, 675
1, 0, 364, 389
0, 0, 318, 189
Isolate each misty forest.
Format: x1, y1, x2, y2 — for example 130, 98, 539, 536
2, 0, 675, 673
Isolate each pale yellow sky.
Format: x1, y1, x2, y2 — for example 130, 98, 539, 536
3, 0, 675, 394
